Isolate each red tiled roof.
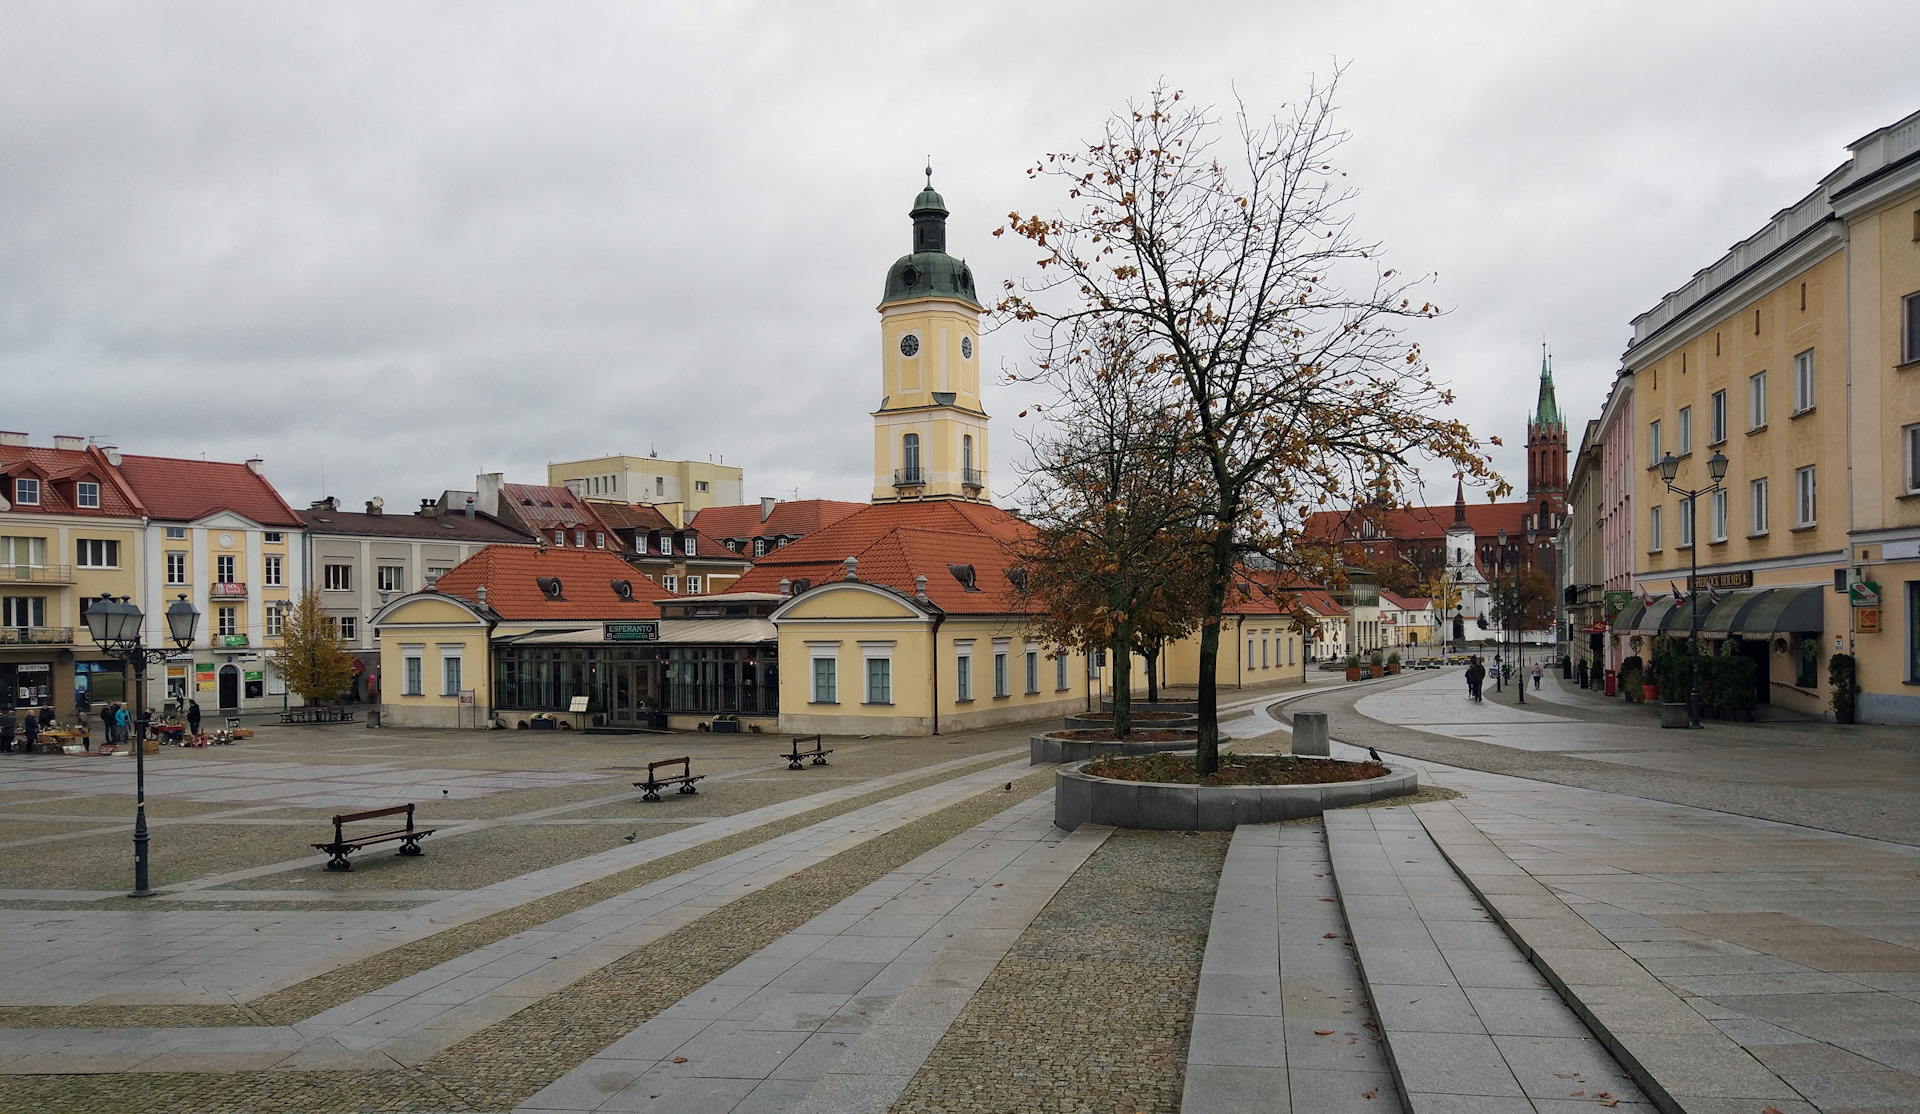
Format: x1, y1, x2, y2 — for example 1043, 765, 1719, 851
733, 500, 1034, 612
1303, 502, 1531, 545
690, 499, 867, 541
589, 501, 677, 532
0, 445, 145, 517
115, 454, 302, 525
502, 484, 624, 552
432, 545, 672, 621
1381, 590, 1432, 610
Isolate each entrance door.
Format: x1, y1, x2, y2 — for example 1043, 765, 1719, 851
218, 665, 240, 710
612, 664, 635, 724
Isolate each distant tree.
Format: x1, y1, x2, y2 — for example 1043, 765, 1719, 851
274, 592, 356, 704
1014, 323, 1210, 738
1488, 567, 1555, 633
1001, 78, 1502, 773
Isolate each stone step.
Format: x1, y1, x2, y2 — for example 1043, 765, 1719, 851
1183, 821, 1401, 1114
1325, 806, 1654, 1113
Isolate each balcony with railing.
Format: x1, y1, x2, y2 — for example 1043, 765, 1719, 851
210, 581, 248, 599
0, 626, 75, 645
0, 564, 74, 584
961, 468, 984, 489
893, 467, 927, 488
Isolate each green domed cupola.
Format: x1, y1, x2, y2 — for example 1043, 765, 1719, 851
883, 167, 980, 308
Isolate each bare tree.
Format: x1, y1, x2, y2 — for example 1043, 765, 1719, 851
1001, 77, 1503, 773
1013, 322, 1209, 738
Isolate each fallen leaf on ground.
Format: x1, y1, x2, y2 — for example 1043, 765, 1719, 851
671, 1057, 687, 1063
1324, 932, 1338, 938
1362, 1090, 1376, 1099
1315, 1029, 1334, 1035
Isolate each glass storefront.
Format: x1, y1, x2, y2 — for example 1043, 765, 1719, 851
494, 642, 778, 720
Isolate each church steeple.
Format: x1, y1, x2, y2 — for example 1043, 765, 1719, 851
1525, 343, 1568, 518
1452, 475, 1468, 526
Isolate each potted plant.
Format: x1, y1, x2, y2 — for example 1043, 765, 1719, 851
1829, 653, 1859, 724
1345, 654, 1362, 682
1618, 655, 1644, 702
1369, 650, 1385, 678
712, 713, 742, 734
1386, 651, 1402, 675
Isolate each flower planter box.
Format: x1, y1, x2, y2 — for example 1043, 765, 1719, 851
710, 719, 741, 734
1054, 758, 1418, 831
1641, 684, 1659, 702
1346, 668, 1362, 681
1658, 702, 1691, 729
1386, 664, 1401, 675
1030, 729, 1199, 765
1062, 711, 1199, 731
1369, 666, 1384, 678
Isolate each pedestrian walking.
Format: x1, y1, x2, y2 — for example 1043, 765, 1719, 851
0, 707, 14, 753
1531, 662, 1543, 690
1576, 658, 1590, 689
21, 710, 39, 753
114, 703, 130, 747
186, 699, 202, 738
1465, 657, 1486, 701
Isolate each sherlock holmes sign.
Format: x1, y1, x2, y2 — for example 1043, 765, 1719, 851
605, 621, 660, 642
1686, 570, 1753, 591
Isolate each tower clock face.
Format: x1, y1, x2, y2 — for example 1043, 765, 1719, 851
900, 335, 920, 357
961, 337, 973, 358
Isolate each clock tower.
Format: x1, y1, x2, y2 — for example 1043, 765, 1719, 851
871, 171, 991, 504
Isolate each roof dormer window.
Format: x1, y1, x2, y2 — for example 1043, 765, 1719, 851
76, 482, 100, 509
13, 478, 39, 505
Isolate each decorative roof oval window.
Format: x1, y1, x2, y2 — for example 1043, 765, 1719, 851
900, 334, 921, 357
961, 336, 973, 359
901, 266, 919, 287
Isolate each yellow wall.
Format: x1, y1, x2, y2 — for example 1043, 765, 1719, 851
871, 297, 991, 503
375, 595, 492, 728
1156, 616, 1307, 689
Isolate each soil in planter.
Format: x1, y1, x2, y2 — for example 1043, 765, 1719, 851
1049, 728, 1197, 742
1069, 711, 1194, 723
1084, 752, 1389, 787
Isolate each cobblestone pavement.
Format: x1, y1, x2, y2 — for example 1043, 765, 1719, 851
1287, 669, 1920, 845
0, 770, 1060, 1113
890, 828, 1230, 1114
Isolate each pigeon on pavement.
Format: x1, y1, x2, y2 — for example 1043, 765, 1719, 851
623, 832, 638, 842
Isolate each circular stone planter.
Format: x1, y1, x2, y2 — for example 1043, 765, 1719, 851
1030, 728, 1199, 765
1061, 710, 1200, 731
1053, 758, 1417, 831
1100, 698, 1199, 713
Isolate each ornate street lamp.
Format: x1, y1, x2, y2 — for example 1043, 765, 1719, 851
1658, 449, 1730, 728
85, 593, 200, 897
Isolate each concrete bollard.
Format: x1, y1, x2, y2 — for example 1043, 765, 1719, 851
1292, 711, 1330, 756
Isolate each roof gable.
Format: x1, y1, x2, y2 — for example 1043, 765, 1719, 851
431, 544, 670, 620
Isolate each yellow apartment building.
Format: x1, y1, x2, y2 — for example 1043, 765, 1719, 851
1619, 108, 1920, 722
547, 454, 744, 528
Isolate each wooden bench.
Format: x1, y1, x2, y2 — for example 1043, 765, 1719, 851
780, 734, 833, 770
634, 757, 704, 802
311, 803, 435, 871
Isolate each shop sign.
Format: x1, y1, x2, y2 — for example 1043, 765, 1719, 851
17, 662, 50, 674
1603, 591, 1633, 620
220, 634, 249, 648
1855, 607, 1881, 634
194, 663, 216, 676
458, 689, 476, 706
243, 670, 264, 681
605, 621, 660, 642
1849, 581, 1881, 608
1582, 621, 1608, 634
1687, 570, 1753, 591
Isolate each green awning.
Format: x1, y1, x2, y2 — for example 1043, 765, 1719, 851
1733, 586, 1824, 634
1622, 597, 1680, 634
1613, 600, 1648, 633
1700, 588, 1767, 634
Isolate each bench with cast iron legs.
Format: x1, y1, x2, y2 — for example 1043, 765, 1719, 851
780, 734, 833, 770
312, 803, 435, 871
634, 756, 704, 802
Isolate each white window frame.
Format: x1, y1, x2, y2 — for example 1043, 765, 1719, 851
1750, 477, 1769, 535
1904, 291, 1920, 364
808, 643, 839, 704
1906, 424, 1920, 494
864, 655, 892, 705
1709, 390, 1727, 444
217, 606, 237, 636
440, 645, 463, 696
1055, 652, 1069, 691
1709, 489, 1728, 543
1025, 645, 1040, 694
324, 564, 352, 591
663, 574, 679, 593
339, 615, 357, 641
3, 596, 47, 627
215, 554, 236, 583
1678, 497, 1694, 549
684, 535, 696, 557
955, 642, 973, 701
165, 551, 188, 585
263, 531, 283, 543
0, 537, 45, 567
1677, 406, 1692, 456
165, 526, 186, 540
77, 538, 119, 568
694, 480, 709, 493
13, 478, 38, 505
76, 481, 100, 509
1793, 349, 1815, 413
403, 645, 424, 696
686, 575, 702, 595
377, 566, 404, 593
263, 554, 283, 587
1649, 505, 1663, 552
1795, 465, 1816, 526
265, 602, 284, 637
1648, 419, 1662, 466
993, 639, 1010, 697
1749, 371, 1767, 429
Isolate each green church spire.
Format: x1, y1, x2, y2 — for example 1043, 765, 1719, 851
1532, 344, 1562, 429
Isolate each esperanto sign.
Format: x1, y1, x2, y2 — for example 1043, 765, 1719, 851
605, 621, 660, 642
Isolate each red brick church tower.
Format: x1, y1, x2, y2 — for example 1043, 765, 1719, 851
1524, 347, 1567, 534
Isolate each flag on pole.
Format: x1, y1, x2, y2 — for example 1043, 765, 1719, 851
1669, 580, 1686, 603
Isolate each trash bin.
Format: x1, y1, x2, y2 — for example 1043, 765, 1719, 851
366, 708, 381, 729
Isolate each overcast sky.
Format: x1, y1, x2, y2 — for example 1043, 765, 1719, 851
5, 1, 1916, 515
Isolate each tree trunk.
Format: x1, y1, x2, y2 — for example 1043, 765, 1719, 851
1144, 641, 1160, 704
1195, 528, 1235, 775
1110, 611, 1134, 740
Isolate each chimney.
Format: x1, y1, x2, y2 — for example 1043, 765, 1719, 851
564, 479, 584, 497
365, 497, 384, 515
309, 495, 338, 512
843, 556, 858, 581
476, 473, 503, 517
54, 435, 85, 452
417, 498, 437, 518
476, 586, 488, 607
0, 431, 27, 447
464, 495, 475, 520
96, 444, 121, 466
914, 574, 928, 599
778, 577, 791, 598
760, 497, 777, 522
245, 457, 265, 475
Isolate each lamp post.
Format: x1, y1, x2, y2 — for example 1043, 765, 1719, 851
85, 593, 200, 897
1658, 449, 1729, 729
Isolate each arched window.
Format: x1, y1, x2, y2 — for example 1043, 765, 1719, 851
903, 433, 921, 478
